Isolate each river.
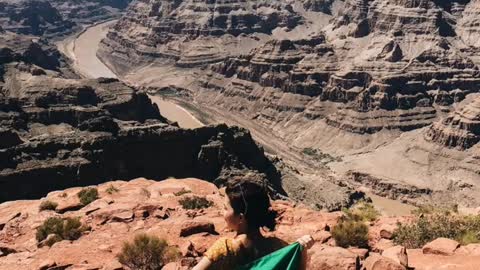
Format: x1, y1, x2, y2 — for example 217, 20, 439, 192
57, 20, 203, 129
58, 21, 416, 216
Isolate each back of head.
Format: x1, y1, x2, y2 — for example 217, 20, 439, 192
225, 177, 277, 231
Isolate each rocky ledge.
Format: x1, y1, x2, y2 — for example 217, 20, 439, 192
1, 178, 480, 270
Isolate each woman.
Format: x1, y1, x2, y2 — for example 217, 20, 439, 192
192, 178, 314, 270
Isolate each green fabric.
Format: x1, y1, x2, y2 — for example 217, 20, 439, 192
237, 242, 303, 270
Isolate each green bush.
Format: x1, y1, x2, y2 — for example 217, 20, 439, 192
393, 213, 480, 248
343, 201, 380, 222
36, 217, 89, 246
332, 219, 369, 248
174, 188, 191, 196
39, 200, 58, 211
179, 196, 213, 210
77, 187, 98, 205
117, 233, 180, 270
106, 185, 119, 194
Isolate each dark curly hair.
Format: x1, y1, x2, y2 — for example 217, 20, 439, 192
225, 177, 277, 231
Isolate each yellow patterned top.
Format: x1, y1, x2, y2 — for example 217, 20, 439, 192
204, 237, 287, 270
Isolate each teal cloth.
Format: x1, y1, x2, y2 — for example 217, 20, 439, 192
237, 242, 303, 270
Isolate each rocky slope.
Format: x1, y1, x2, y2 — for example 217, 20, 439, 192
98, 0, 480, 207
0, 31, 289, 205
1, 178, 480, 270
0, 0, 132, 38
98, 0, 302, 73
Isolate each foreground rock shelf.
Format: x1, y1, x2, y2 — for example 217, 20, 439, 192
1, 178, 480, 270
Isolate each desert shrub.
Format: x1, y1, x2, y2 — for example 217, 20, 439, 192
302, 147, 342, 164
393, 212, 480, 248
36, 217, 89, 246
343, 200, 380, 222
39, 200, 58, 211
174, 188, 191, 196
179, 196, 213, 210
117, 233, 180, 270
332, 219, 369, 248
77, 187, 98, 205
106, 185, 119, 194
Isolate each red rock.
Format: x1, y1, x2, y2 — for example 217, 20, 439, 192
313, 230, 331, 244
180, 221, 217, 237
372, 238, 395, 253
162, 262, 182, 270
422, 238, 460, 256
36, 259, 56, 270
364, 253, 405, 270
379, 224, 396, 240
382, 245, 408, 267
55, 198, 83, 214
455, 243, 480, 256
309, 245, 360, 270
347, 247, 369, 260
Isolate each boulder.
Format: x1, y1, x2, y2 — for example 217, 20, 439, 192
422, 238, 460, 256
372, 239, 395, 253
309, 245, 360, 270
363, 253, 406, 270
382, 245, 408, 267
180, 221, 217, 237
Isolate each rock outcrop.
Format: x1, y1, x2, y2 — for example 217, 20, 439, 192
426, 96, 480, 149
1, 178, 480, 269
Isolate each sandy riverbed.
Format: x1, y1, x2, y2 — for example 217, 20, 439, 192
57, 21, 203, 129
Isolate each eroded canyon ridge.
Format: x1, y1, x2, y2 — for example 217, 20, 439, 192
98, 0, 480, 207
0, 0, 315, 208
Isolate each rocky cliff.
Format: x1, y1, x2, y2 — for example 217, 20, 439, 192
98, 0, 480, 207
0, 0, 132, 38
98, 0, 303, 73
0, 31, 289, 204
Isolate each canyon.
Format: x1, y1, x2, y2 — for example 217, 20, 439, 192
98, 0, 480, 208
1, 0, 480, 269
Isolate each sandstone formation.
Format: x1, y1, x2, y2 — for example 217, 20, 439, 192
1, 178, 480, 270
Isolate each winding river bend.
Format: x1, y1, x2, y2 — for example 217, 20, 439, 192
57, 21, 415, 216
58, 20, 203, 129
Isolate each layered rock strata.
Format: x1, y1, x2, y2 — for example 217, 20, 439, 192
426, 96, 480, 149
99, 0, 302, 71
0, 32, 284, 203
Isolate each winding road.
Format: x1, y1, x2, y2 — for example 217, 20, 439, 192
57, 20, 203, 129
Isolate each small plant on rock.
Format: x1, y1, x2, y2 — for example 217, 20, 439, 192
332, 218, 369, 248
179, 196, 213, 210
106, 184, 119, 194
343, 200, 380, 222
174, 188, 191, 196
36, 217, 89, 247
39, 200, 58, 211
117, 233, 180, 270
393, 212, 480, 248
77, 187, 98, 206
141, 188, 151, 198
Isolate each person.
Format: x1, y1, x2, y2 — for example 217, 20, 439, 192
192, 178, 314, 270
